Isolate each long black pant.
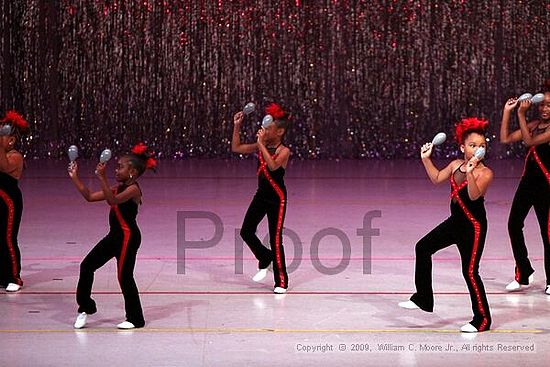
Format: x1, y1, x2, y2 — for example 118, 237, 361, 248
240, 194, 288, 289
0, 187, 23, 286
508, 177, 550, 284
410, 216, 491, 331
76, 230, 145, 327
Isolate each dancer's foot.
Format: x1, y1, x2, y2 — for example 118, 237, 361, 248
273, 287, 287, 294
117, 321, 136, 330
74, 313, 88, 329
398, 300, 419, 310
6, 283, 21, 292
505, 274, 534, 291
252, 268, 269, 282
460, 323, 478, 333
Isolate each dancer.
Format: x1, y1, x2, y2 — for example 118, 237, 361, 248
69, 143, 156, 329
500, 79, 550, 294
399, 117, 493, 333
0, 111, 30, 292
231, 103, 291, 294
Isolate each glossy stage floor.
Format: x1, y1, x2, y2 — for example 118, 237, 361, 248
1, 159, 548, 366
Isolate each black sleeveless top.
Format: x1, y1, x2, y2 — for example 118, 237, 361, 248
108, 184, 140, 232
523, 123, 550, 184
450, 163, 487, 224
256, 146, 286, 203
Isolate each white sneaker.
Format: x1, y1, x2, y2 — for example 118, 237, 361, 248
74, 313, 88, 329
273, 287, 287, 294
460, 323, 478, 333
6, 283, 21, 292
398, 300, 419, 309
252, 268, 269, 282
505, 274, 534, 291
545, 285, 550, 295
117, 321, 136, 329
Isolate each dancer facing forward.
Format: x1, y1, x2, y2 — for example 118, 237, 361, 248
69, 143, 156, 329
0, 111, 30, 292
231, 103, 291, 294
500, 79, 550, 294
399, 117, 493, 333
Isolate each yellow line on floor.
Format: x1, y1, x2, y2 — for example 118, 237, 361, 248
0, 328, 542, 334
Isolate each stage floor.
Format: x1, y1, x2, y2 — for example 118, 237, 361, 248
1, 159, 548, 366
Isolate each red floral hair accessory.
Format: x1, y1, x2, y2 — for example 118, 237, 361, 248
265, 103, 288, 120
131, 142, 157, 171
1, 110, 30, 135
455, 117, 488, 144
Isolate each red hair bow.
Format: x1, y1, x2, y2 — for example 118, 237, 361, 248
131, 142, 148, 155
265, 103, 287, 120
131, 142, 157, 171
1, 111, 30, 135
146, 157, 157, 170
455, 117, 488, 144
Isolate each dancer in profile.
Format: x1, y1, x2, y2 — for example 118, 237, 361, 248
231, 103, 291, 294
0, 111, 30, 292
500, 79, 550, 294
69, 143, 156, 329
399, 117, 493, 333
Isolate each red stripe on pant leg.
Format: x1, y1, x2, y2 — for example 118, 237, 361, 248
469, 222, 488, 331
112, 205, 131, 282
274, 200, 286, 287
0, 189, 20, 285
531, 149, 550, 184
530, 149, 550, 243
451, 178, 489, 331
521, 147, 534, 178
258, 153, 287, 288
515, 266, 521, 283
531, 149, 550, 282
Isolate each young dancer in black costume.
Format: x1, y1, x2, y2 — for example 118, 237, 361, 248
399, 117, 493, 333
0, 111, 30, 293
231, 103, 291, 294
69, 143, 156, 329
500, 79, 550, 294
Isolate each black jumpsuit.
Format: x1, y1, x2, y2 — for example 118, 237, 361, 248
0, 171, 23, 287
508, 123, 550, 285
410, 164, 492, 331
76, 184, 145, 327
240, 148, 288, 289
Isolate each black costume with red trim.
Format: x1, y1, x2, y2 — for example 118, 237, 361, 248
240, 147, 288, 289
410, 163, 492, 331
76, 183, 145, 327
0, 171, 23, 287
508, 123, 550, 285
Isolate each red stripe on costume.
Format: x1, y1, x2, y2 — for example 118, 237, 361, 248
450, 177, 489, 331
521, 147, 534, 178
535, 149, 550, 249
258, 152, 287, 288
112, 200, 131, 282
531, 149, 550, 184
514, 266, 521, 283
0, 189, 21, 285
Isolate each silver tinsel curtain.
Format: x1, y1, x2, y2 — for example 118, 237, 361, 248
1, 1, 549, 159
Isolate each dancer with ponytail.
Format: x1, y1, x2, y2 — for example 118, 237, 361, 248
231, 103, 291, 294
399, 117, 493, 333
69, 143, 156, 329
